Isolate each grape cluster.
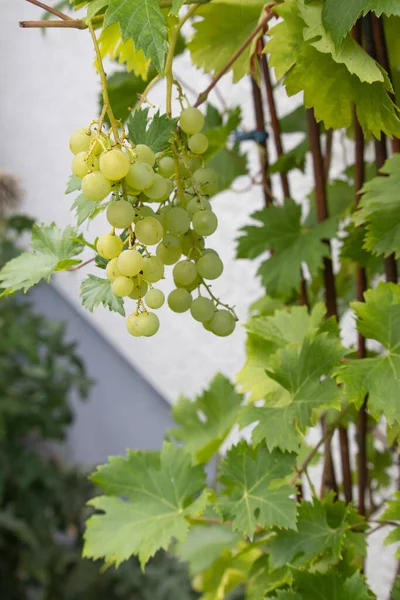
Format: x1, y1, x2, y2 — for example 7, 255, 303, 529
69, 106, 237, 338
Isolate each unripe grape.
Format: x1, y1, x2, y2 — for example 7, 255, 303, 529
126, 162, 155, 190
126, 313, 142, 337
134, 144, 155, 166
127, 312, 160, 337
143, 174, 170, 201
180, 230, 205, 257
69, 128, 93, 154
112, 276, 134, 297
71, 152, 99, 179
168, 288, 192, 313
129, 277, 148, 299
136, 206, 155, 220
179, 107, 205, 134
82, 172, 112, 201
173, 260, 197, 287
157, 179, 175, 202
99, 148, 130, 181
135, 216, 164, 246
165, 207, 190, 236
163, 233, 180, 249
188, 133, 209, 155
106, 257, 121, 282
193, 168, 218, 196
142, 256, 164, 283
182, 273, 202, 292
192, 210, 218, 236
96, 233, 123, 259
197, 253, 223, 280
145, 288, 165, 309
208, 310, 236, 337
186, 196, 211, 218
190, 297, 215, 322
117, 249, 144, 277
156, 242, 182, 265
106, 200, 135, 229
158, 156, 175, 178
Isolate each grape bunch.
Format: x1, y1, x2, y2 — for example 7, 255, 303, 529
69, 106, 237, 338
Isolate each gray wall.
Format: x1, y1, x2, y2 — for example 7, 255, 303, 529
29, 284, 173, 467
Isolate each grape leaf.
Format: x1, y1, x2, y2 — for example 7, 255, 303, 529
216, 442, 297, 536
105, 68, 157, 123
208, 147, 248, 191
322, 0, 400, 48
236, 199, 338, 298
269, 139, 309, 176
84, 442, 209, 568
86, 0, 109, 20
279, 105, 308, 134
0, 223, 83, 295
247, 557, 292, 600
127, 108, 178, 153
168, 374, 243, 464
169, 0, 185, 16
71, 194, 99, 227
271, 593, 300, 600
188, 1, 265, 83
336, 282, 400, 424
104, 0, 167, 73
293, 570, 373, 600
381, 492, 400, 557
354, 155, 400, 258
98, 21, 150, 79
305, 179, 355, 228
80, 275, 125, 316
65, 174, 81, 194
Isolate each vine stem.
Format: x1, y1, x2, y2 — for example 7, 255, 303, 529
251, 77, 273, 207
194, 4, 277, 107
201, 280, 238, 320
165, 5, 199, 117
25, 0, 72, 20
87, 20, 119, 142
67, 257, 94, 272
136, 75, 162, 111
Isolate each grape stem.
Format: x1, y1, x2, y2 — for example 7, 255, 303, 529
25, 0, 72, 20
136, 75, 162, 111
67, 257, 95, 272
201, 279, 238, 320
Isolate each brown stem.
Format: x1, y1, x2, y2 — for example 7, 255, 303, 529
24, 0, 72, 20
67, 257, 94, 272
251, 77, 273, 207
194, 6, 276, 107
20, 19, 87, 29
324, 129, 334, 179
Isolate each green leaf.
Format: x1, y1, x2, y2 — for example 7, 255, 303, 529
104, 0, 168, 73
105, 67, 157, 123
293, 570, 373, 600
168, 374, 243, 464
336, 282, 400, 424
354, 155, 400, 258
236, 199, 338, 298
127, 108, 177, 153
188, 1, 265, 83
305, 179, 356, 228
279, 105, 308, 134
340, 224, 383, 274
381, 492, 400, 557
169, 0, 185, 16
71, 194, 99, 227
65, 173, 82, 194
87, 0, 109, 19
80, 275, 125, 316
269, 139, 309, 176
391, 575, 400, 600
216, 442, 297, 536
0, 223, 83, 295
84, 442, 208, 568
208, 147, 248, 191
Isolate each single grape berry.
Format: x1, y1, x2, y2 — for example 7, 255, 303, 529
126, 162, 155, 190
71, 152, 99, 179
142, 256, 164, 283
163, 233, 180, 249
106, 200, 135, 229
192, 210, 218, 237
134, 144, 155, 166
173, 260, 197, 287
188, 133, 209, 154
180, 230, 205, 257
145, 288, 165, 309
112, 276, 134, 297
99, 148, 130, 181
158, 156, 175, 178
165, 207, 190, 236
179, 107, 205, 134
69, 128, 93, 154
186, 196, 211, 218
105, 257, 121, 282
135, 216, 164, 246
117, 249, 144, 277
129, 277, 148, 299
193, 168, 218, 196
196, 253, 224, 280
82, 172, 112, 201
96, 233, 123, 259
156, 242, 182, 266
207, 310, 236, 337
168, 288, 192, 313
190, 297, 215, 322
143, 174, 170, 201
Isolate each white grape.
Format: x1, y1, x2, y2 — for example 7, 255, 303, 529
173, 260, 197, 287
142, 256, 164, 283
82, 172, 112, 201
71, 152, 98, 179
186, 197, 211, 218
190, 297, 215, 322
126, 162, 155, 190
145, 288, 165, 309
207, 310, 236, 337
129, 277, 148, 299
188, 133, 209, 154
134, 144, 155, 166
156, 242, 182, 265
179, 107, 205, 134
106, 200, 135, 229
112, 276, 134, 297
135, 216, 164, 246
69, 128, 93, 154
105, 257, 121, 282
168, 288, 192, 313
126, 312, 159, 337
158, 156, 175, 178
192, 210, 218, 236
196, 253, 223, 280
97, 233, 123, 259
165, 207, 190, 236
143, 174, 170, 201
99, 149, 130, 180
117, 249, 144, 277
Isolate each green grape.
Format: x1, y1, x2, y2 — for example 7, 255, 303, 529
173, 260, 197, 287
129, 277, 148, 299
188, 133, 209, 154
143, 174, 170, 201
105, 257, 121, 282
142, 256, 164, 283
136, 206, 155, 220
165, 207, 190, 236
145, 288, 165, 309
112, 276, 134, 297
158, 156, 175, 178
134, 144, 155, 166
69, 128, 93, 154
91, 133, 110, 155
82, 172, 112, 201
99, 149, 130, 181
208, 310, 236, 337
186, 196, 211, 218
196, 253, 223, 280
193, 168, 218, 196
190, 157, 203, 172
178, 158, 191, 178
71, 152, 98, 179
180, 229, 205, 257
190, 297, 215, 322
96, 233, 123, 259
117, 249, 144, 277
158, 179, 175, 202
135, 216, 164, 246
156, 242, 182, 265
106, 200, 135, 229
192, 210, 218, 236
126, 184, 141, 196
127, 312, 160, 337
179, 107, 205, 134
182, 273, 202, 292
126, 162, 155, 190
168, 288, 192, 313
163, 233, 180, 249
